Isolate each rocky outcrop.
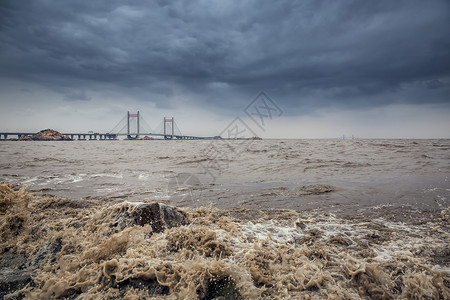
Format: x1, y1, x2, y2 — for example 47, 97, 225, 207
18, 135, 33, 141
29, 237, 62, 269
113, 202, 189, 234
129, 202, 188, 233
0, 253, 34, 299
31, 129, 71, 141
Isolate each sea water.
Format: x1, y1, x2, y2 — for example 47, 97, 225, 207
0, 139, 449, 298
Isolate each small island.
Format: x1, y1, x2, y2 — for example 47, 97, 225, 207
17, 129, 72, 141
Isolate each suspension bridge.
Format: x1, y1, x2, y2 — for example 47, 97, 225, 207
0, 111, 221, 141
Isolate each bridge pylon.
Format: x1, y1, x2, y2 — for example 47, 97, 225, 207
127, 111, 140, 139
164, 117, 174, 139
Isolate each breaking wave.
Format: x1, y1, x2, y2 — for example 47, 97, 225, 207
1, 183, 448, 299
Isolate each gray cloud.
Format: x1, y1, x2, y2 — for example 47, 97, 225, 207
64, 90, 91, 101
0, 0, 449, 116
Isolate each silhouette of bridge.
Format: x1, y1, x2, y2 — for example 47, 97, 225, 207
0, 111, 220, 140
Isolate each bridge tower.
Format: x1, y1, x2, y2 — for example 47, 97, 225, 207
127, 111, 140, 139
164, 117, 174, 139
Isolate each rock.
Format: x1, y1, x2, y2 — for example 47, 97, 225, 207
113, 202, 189, 234
31, 129, 71, 141
18, 135, 32, 141
29, 237, 62, 269
0, 269, 33, 299
130, 203, 188, 233
0, 253, 34, 299
199, 276, 243, 300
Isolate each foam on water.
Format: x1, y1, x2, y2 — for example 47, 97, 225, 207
1, 183, 448, 299
91, 173, 123, 179
138, 173, 150, 180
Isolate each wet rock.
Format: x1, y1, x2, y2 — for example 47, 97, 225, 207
29, 237, 63, 269
117, 202, 188, 233
132, 202, 188, 233
199, 276, 243, 300
118, 277, 169, 296
0, 269, 33, 299
0, 253, 34, 299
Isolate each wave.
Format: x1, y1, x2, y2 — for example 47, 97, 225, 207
1, 183, 448, 299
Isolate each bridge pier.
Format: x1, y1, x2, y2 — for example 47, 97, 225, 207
104, 134, 116, 140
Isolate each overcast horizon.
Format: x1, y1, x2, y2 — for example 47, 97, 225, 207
1, 1, 449, 139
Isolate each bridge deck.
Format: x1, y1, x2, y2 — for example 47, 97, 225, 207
0, 132, 218, 140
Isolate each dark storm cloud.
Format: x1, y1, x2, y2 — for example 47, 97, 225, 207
0, 0, 449, 114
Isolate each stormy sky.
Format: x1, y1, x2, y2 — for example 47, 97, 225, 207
0, 0, 449, 138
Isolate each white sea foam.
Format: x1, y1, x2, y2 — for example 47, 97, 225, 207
91, 173, 123, 179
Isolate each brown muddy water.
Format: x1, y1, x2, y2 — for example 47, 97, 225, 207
0, 139, 449, 299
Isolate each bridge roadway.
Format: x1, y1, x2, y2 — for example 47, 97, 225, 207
0, 132, 219, 140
